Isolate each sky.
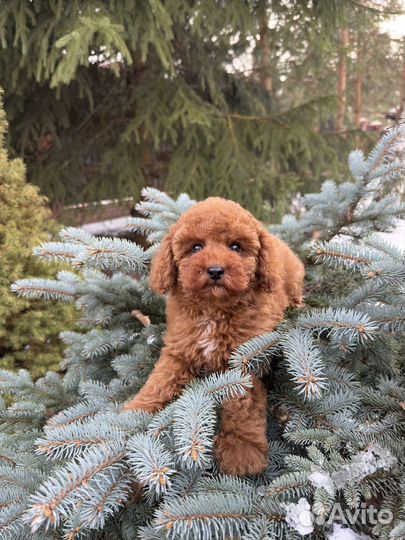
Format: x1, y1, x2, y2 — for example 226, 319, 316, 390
381, 1, 405, 38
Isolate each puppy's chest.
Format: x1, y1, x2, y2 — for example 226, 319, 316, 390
193, 317, 244, 372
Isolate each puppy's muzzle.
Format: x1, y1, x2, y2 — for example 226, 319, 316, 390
207, 266, 225, 281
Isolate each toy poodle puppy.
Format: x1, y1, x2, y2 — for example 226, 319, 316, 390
123, 197, 304, 476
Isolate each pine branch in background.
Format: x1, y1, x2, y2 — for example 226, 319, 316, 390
0, 0, 391, 218
127, 187, 195, 242
272, 126, 405, 252
0, 125, 404, 539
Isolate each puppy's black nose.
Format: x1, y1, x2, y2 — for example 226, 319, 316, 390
207, 266, 225, 280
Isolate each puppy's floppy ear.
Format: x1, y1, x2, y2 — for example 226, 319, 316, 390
149, 229, 177, 294
255, 227, 282, 292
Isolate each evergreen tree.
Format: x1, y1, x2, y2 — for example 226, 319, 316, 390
271, 2, 402, 132
0, 0, 389, 218
1, 125, 404, 539
0, 96, 74, 378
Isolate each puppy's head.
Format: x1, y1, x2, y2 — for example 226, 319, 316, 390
149, 198, 279, 300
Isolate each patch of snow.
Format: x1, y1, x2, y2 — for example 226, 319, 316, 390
327, 523, 372, 540
81, 216, 132, 236
308, 470, 335, 495
377, 220, 405, 250
284, 498, 314, 535
331, 443, 396, 489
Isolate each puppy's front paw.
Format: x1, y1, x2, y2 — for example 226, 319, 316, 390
215, 432, 268, 476
122, 399, 139, 412
121, 394, 147, 412
121, 395, 159, 413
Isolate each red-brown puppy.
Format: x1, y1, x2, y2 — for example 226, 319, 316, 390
123, 197, 304, 475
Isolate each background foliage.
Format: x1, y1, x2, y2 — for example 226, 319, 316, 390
0, 98, 74, 378
0, 0, 403, 219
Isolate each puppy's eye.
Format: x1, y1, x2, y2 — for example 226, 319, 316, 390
229, 243, 241, 253
191, 243, 204, 253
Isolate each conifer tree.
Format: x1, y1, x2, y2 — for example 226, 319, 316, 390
0, 97, 73, 378
0, 0, 390, 217
1, 125, 404, 539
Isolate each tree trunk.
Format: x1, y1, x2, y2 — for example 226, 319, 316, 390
354, 36, 363, 128
400, 41, 405, 115
258, 13, 272, 94
336, 28, 349, 132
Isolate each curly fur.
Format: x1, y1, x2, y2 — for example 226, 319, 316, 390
123, 197, 304, 475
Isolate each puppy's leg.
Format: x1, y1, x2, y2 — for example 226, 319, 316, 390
215, 376, 268, 476
122, 348, 193, 413
285, 247, 305, 308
